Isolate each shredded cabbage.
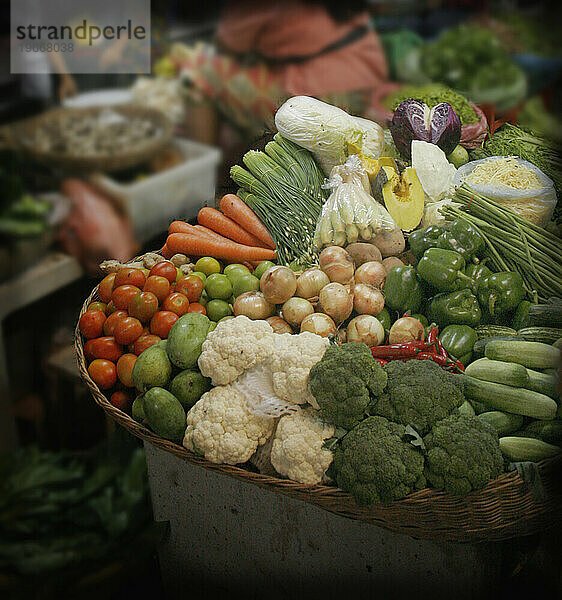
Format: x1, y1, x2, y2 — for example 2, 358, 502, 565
411, 140, 457, 203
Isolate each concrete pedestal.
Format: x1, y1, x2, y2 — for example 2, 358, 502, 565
141, 442, 552, 599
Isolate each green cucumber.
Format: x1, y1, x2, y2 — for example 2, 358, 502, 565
472, 335, 526, 360
458, 401, 476, 417
475, 325, 517, 339
525, 368, 558, 399
465, 358, 529, 388
462, 375, 557, 419
517, 327, 562, 345
528, 303, 562, 328
499, 436, 561, 461
485, 340, 560, 369
478, 411, 524, 436
522, 420, 562, 445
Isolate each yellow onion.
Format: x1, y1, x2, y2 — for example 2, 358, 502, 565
352, 283, 385, 316
318, 283, 353, 324
354, 261, 387, 288
388, 317, 425, 344
260, 266, 297, 304
281, 297, 314, 328
266, 316, 293, 334
347, 315, 385, 347
296, 268, 330, 299
300, 313, 337, 337
318, 246, 354, 284
233, 291, 275, 320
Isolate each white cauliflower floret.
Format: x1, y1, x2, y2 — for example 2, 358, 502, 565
269, 332, 330, 409
183, 386, 275, 464
270, 407, 335, 485
197, 316, 275, 386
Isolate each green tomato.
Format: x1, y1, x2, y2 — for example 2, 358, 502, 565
204, 273, 233, 300
206, 299, 233, 322
190, 271, 207, 283
199, 289, 209, 307
195, 257, 221, 276
447, 144, 469, 168
232, 274, 260, 298
224, 264, 251, 281
253, 260, 275, 280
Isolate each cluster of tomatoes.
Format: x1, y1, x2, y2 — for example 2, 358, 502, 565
79, 260, 206, 410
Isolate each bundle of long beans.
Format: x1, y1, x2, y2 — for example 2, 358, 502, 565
442, 184, 562, 301
230, 135, 326, 265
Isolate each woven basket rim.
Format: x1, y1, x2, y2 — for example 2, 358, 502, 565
75, 253, 562, 543
12, 105, 173, 172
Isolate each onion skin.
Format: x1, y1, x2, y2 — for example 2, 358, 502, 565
233, 291, 275, 320
318, 283, 353, 324
296, 268, 330, 299
354, 261, 387, 288
266, 316, 293, 334
319, 246, 354, 284
353, 283, 385, 316
347, 315, 385, 347
281, 297, 314, 328
300, 313, 337, 337
260, 266, 297, 304
388, 316, 425, 344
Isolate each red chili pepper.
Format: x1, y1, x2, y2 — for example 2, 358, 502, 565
426, 327, 439, 345
373, 358, 388, 366
435, 337, 448, 358
371, 341, 429, 359
412, 352, 457, 368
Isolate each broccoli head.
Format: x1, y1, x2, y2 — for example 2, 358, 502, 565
423, 414, 504, 496
332, 416, 426, 507
369, 360, 464, 435
308, 343, 387, 429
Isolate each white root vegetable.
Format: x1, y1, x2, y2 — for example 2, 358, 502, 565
371, 228, 405, 257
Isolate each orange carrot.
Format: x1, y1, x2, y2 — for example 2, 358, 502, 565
193, 224, 229, 241
169, 220, 198, 235
166, 232, 277, 262
161, 243, 173, 259
197, 207, 266, 248
220, 194, 275, 250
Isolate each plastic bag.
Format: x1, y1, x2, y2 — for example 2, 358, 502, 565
275, 96, 384, 175
313, 155, 397, 249
454, 157, 557, 227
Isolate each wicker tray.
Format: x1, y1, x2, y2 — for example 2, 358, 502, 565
7, 105, 173, 173
76, 275, 562, 544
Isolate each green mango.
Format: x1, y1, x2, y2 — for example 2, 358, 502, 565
166, 313, 211, 369
169, 370, 211, 411
132, 345, 172, 393
143, 387, 186, 441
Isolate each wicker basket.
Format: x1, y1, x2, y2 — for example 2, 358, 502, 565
9, 105, 173, 173
76, 261, 562, 543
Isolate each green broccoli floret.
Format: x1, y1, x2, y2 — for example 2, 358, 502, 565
369, 360, 464, 435
332, 416, 426, 507
423, 414, 504, 495
309, 343, 387, 429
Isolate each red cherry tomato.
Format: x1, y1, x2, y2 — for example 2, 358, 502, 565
117, 353, 137, 387
187, 302, 207, 315
176, 275, 204, 302
88, 301, 107, 313
88, 359, 117, 390
89, 337, 123, 362
113, 316, 144, 346
143, 275, 170, 303
84, 339, 96, 362
149, 261, 177, 284
128, 291, 159, 322
103, 310, 128, 336
110, 390, 131, 411
105, 301, 120, 315
162, 292, 190, 316
150, 310, 178, 338
79, 310, 106, 339
132, 334, 161, 355
99, 273, 116, 303
114, 268, 146, 289
112, 285, 142, 310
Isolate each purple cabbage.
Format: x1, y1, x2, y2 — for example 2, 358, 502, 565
390, 99, 462, 159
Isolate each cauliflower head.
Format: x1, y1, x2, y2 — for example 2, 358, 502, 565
269, 332, 330, 408
423, 414, 503, 496
270, 408, 335, 485
183, 386, 275, 464
197, 316, 275, 386
332, 416, 426, 507
369, 360, 464, 435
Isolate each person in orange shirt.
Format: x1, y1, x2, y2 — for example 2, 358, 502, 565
178, 0, 393, 144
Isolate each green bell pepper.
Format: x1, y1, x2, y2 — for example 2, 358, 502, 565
478, 271, 526, 317
383, 265, 423, 314
437, 219, 484, 263
439, 324, 478, 365
465, 262, 492, 295
416, 248, 471, 292
410, 313, 429, 328
428, 288, 482, 328
375, 308, 391, 331
511, 300, 532, 330
408, 225, 445, 258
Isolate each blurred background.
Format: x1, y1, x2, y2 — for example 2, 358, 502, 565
0, 0, 560, 598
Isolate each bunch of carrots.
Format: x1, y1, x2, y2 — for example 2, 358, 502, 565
161, 194, 277, 265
